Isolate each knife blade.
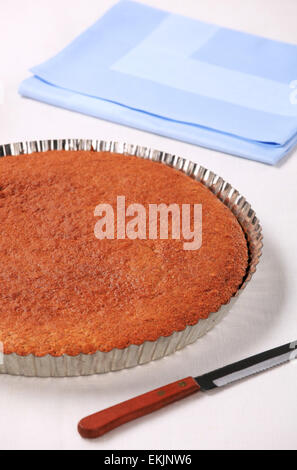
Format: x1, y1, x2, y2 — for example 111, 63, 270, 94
78, 341, 297, 439
196, 340, 297, 390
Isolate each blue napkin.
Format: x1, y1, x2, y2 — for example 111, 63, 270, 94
19, 0, 297, 164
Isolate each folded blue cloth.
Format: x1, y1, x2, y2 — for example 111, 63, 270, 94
19, 0, 297, 164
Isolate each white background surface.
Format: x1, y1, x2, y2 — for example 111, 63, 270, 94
0, 0, 297, 451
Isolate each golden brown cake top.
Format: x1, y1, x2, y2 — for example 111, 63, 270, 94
0, 150, 248, 356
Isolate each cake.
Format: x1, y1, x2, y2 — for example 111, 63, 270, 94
0, 150, 248, 357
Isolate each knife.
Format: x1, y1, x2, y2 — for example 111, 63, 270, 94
78, 341, 297, 439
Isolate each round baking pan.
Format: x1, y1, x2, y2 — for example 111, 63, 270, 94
0, 139, 263, 377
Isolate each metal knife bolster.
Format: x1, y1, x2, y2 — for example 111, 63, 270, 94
195, 341, 297, 391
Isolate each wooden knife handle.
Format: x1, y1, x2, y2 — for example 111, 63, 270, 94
78, 377, 200, 439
